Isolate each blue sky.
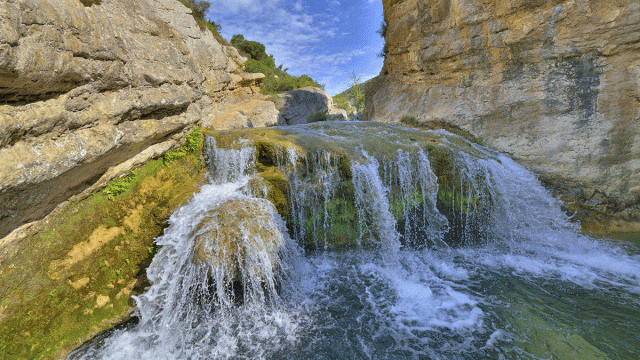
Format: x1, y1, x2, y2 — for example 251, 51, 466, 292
206, 0, 385, 95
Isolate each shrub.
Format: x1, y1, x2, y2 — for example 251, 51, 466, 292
400, 115, 419, 126
308, 110, 328, 123
377, 21, 387, 38
233, 33, 323, 94
178, 0, 223, 38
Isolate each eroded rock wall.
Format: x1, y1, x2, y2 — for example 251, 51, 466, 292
0, 0, 262, 238
367, 0, 640, 233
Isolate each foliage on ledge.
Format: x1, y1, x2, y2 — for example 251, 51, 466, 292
178, 0, 228, 45
230, 34, 323, 94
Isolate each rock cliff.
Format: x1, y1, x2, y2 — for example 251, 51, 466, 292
366, 0, 640, 233
0, 0, 263, 239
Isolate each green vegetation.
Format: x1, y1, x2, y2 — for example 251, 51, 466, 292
377, 21, 387, 38
0, 133, 207, 359
307, 110, 328, 123
400, 115, 419, 126
103, 170, 140, 201
377, 21, 388, 58
178, 0, 227, 44
231, 34, 323, 94
333, 73, 368, 115
164, 128, 203, 165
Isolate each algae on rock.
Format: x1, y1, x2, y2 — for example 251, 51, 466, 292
0, 134, 207, 360
206, 121, 497, 250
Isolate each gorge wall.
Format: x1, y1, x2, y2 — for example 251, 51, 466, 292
366, 0, 640, 233
0, 0, 265, 240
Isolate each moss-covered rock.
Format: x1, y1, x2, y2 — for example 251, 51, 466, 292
0, 133, 206, 359
207, 122, 494, 250
193, 198, 286, 278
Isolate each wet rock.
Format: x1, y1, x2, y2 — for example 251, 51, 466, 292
193, 198, 286, 278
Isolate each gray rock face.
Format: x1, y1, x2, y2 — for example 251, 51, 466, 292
0, 0, 262, 239
367, 0, 640, 233
275, 86, 334, 125
327, 108, 348, 122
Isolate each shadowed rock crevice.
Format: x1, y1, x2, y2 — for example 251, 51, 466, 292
0, 127, 182, 239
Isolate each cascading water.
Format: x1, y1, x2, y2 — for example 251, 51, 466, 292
70, 122, 640, 359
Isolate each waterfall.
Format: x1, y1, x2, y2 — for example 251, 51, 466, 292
70, 122, 640, 360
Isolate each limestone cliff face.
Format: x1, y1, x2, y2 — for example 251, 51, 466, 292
0, 0, 262, 239
367, 0, 640, 233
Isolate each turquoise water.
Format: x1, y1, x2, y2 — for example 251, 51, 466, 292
69, 123, 640, 359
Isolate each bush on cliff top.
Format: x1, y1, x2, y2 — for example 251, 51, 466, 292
231, 34, 324, 94
178, 0, 227, 44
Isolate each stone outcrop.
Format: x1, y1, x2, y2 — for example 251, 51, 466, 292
0, 0, 264, 239
275, 86, 347, 124
367, 0, 640, 234
193, 197, 286, 277
202, 97, 283, 130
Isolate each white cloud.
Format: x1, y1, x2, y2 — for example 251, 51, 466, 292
206, 0, 383, 96
207, 0, 281, 14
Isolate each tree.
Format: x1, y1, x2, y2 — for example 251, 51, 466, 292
230, 34, 269, 62
350, 71, 364, 113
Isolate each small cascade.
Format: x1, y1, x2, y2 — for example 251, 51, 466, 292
351, 152, 400, 251
70, 122, 640, 360
207, 122, 539, 250
70, 146, 304, 359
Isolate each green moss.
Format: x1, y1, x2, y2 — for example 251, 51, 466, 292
390, 190, 425, 220
304, 197, 361, 249
163, 150, 186, 165
437, 189, 480, 216
103, 170, 140, 201
400, 115, 419, 126
259, 170, 289, 217
0, 146, 207, 359
184, 128, 203, 154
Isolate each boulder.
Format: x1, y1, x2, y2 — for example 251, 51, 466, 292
367, 0, 640, 233
274, 86, 333, 125
193, 197, 286, 279
203, 99, 283, 130
327, 108, 348, 122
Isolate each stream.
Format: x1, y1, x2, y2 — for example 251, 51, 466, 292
70, 122, 640, 360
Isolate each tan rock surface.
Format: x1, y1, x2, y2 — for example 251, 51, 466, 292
202, 98, 283, 130
0, 0, 264, 238
367, 0, 640, 233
